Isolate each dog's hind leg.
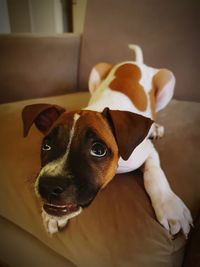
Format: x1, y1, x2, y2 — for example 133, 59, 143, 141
153, 69, 175, 112
149, 123, 165, 140
142, 140, 193, 238
149, 69, 175, 139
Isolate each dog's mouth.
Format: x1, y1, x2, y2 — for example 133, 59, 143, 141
43, 202, 80, 217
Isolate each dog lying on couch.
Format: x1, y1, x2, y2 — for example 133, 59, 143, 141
22, 45, 192, 236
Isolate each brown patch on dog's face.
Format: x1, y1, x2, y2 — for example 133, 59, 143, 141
37, 110, 119, 214
110, 64, 148, 111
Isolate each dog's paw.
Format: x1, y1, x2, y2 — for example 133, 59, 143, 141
42, 210, 69, 234
150, 123, 165, 140
153, 191, 193, 238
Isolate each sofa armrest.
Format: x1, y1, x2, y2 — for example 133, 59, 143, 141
0, 33, 81, 104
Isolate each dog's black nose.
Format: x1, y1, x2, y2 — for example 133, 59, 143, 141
38, 176, 68, 200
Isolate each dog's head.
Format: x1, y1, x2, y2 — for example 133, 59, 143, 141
22, 104, 153, 218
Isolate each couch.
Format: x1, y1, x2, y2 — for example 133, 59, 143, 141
0, 1, 199, 267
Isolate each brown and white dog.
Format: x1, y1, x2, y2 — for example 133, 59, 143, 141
22, 45, 192, 236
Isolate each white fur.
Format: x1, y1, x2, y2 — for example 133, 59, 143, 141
116, 135, 153, 174
42, 207, 82, 235
150, 123, 165, 139
128, 44, 143, 63
88, 68, 101, 94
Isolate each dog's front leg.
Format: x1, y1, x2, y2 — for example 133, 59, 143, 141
142, 141, 193, 238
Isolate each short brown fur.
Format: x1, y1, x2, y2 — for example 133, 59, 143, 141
109, 64, 148, 111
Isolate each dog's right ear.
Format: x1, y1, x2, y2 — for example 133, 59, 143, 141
102, 108, 153, 160
22, 103, 66, 137
88, 62, 113, 94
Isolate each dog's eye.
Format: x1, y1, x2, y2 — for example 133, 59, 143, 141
42, 140, 51, 151
90, 142, 107, 157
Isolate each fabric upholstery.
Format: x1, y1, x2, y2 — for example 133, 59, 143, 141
183, 214, 200, 267
0, 92, 199, 267
0, 216, 76, 267
79, 0, 200, 102
183, 212, 200, 267
0, 34, 80, 104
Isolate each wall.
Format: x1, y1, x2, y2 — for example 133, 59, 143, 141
1, 0, 87, 34
6, 0, 64, 33
29, 0, 64, 33
7, 0, 31, 32
73, 0, 87, 33
0, 0, 11, 33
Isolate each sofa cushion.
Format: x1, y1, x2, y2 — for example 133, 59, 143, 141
0, 93, 199, 267
0, 216, 76, 267
183, 212, 200, 267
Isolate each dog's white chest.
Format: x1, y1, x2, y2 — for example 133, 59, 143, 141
116, 139, 153, 173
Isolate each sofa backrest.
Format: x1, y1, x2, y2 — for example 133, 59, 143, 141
0, 34, 80, 104
79, 0, 199, 102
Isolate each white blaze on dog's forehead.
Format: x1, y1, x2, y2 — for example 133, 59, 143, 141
64, 112, 80, 159
35, 113, 80, 192
73, 113, 80, 123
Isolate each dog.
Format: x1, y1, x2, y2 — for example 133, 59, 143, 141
22, 45, 193, 236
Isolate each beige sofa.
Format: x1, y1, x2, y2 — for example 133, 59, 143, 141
0, 1, 199, 267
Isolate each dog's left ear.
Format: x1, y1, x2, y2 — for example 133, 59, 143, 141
102, 108, 153, 160
22, 103, 66, 137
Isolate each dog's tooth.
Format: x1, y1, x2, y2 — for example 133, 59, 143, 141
47, 203, 67, 208
55, 205, 65, 208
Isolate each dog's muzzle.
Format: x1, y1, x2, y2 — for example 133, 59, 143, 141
38, 175, 80, 217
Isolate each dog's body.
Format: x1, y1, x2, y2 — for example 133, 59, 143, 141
86, 45, 172, 173
22, 45, 192, 236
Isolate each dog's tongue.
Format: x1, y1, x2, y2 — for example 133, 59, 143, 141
43, 203, 79, 217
